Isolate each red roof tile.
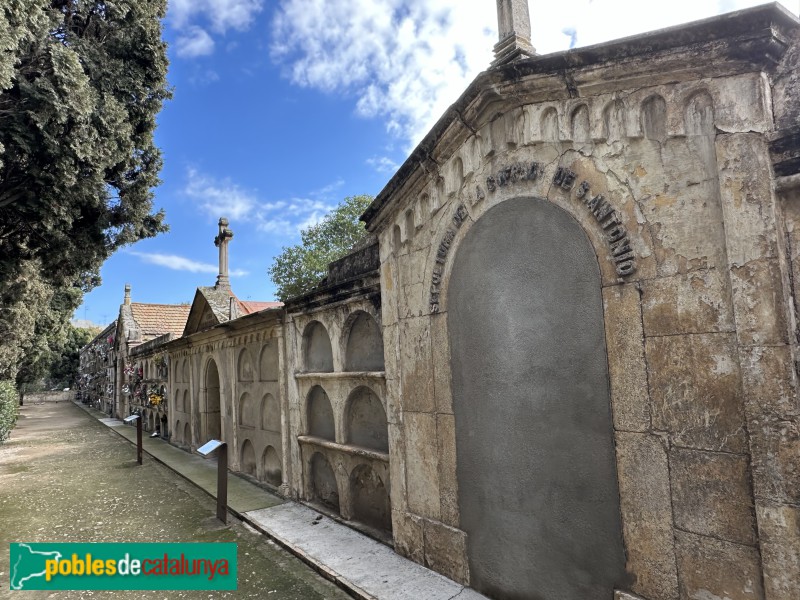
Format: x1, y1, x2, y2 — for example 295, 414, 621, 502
237, 300, 283, 315
130, 303, 191, 338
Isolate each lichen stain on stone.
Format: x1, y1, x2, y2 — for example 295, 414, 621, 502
653, 195, 677, 209
382, 263, 393, 292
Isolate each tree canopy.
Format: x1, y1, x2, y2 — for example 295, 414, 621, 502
0, 0, 170, 289
269, 195, 374, 301
0, 1, 170, 382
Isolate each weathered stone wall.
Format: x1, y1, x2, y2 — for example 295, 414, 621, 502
284, 290, 393, 536
364, 7, 800, 598
167, 316, 288, 488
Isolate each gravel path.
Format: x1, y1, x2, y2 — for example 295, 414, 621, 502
0, 400, 350, 599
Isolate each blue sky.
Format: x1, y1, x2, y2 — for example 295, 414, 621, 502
74, 0, 800, 326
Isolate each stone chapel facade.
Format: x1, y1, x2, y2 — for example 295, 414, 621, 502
85, 4, 800, 599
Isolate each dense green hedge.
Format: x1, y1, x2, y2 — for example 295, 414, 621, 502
0, 380, 19, 443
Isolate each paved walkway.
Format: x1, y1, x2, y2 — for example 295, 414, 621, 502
76, 402, 488, 600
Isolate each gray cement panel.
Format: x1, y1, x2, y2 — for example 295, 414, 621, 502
448, 197, 627, 599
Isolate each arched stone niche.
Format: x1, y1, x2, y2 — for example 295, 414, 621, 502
237, 348, 254, 382
240, 439, 256, 476
306, 385, 335, 441
259, 341, 279, 381
349, 464, 392, 533
345, 386, 388, 452
238, 392, 256, 428
261, 393, 280, 432
302, 321, 334, 373
310, 452, 339, 512
183, 422, 191, 447
262, 445, 282, 486
204, 358, 221, 441
448, 197, 625, 599
343, 311, 385, 372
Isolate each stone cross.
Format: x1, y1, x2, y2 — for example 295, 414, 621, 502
214, 217, 234, 289
493, 0, 536, 66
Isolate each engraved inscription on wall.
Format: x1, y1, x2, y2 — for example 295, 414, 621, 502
553, 167, 636, 277
429, 204, 469, 313
428, 163, 637, 313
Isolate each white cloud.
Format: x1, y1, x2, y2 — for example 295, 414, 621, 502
367, 156, 400, 174
182, 168, 341, 237
255, 197, 335, 236
271, 0, 497, 149
169, 0, 263, 58
184, 167, 257, 220
175, 27, 215, 58
128, 251, 249, 277
271, 0, 798, 149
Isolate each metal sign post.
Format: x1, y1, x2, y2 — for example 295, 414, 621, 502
197, 439, 228, 524
123, 415, 142, 465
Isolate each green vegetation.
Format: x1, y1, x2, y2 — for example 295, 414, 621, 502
269, 195, 374, 301
0, 1, 170, 385
0, 380, 19, 443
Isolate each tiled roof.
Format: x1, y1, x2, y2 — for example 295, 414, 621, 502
237, 300, 283, 315
130, 303, 191, 338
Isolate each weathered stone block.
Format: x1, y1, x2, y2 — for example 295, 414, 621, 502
716, 133, 779, 265
436, 413, 459, 527
739, 345, 797, 420
615, 592, 648, 600
747, 414, 800, 506
404, 411, 441, 519
391, 510, 424, 565
430, 312, 453, 415
615, 432, 679, 600
380, 261, 398, 327
757, 502, 800, 600
603, 284, 651, 432
647, 333, 747, 453
399, 317, 435, 413
730, 258, 789, 346
641, 268, 734, 336
382, 322, 399, 383
387, 420, 408, 512
669, 447, 757, 545
675, 531, 764, 600
635, 142, 728, 277
423, 519, 469, 585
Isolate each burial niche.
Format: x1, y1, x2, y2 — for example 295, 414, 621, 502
345, 387, 388, 452
448, 197, 626, 599
262, 446, 282, 486
307, 386, 335, 441
349, 464, 391, 533
303, 321, 334, 372
261, 393, 280, 432
310, 452, 339, 512
344, 312, 384, 372
240, 439, 256, 476
204, 359, 221, 441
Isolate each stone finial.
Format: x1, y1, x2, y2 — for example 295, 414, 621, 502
214, 217, 234, 289
493, 0, 537, 67
124, 284, 131, 305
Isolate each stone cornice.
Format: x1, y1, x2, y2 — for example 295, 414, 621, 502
362, 3, 800, 231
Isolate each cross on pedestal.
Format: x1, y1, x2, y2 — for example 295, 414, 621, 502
493, 0, 537, 66
214, 217, 234, 290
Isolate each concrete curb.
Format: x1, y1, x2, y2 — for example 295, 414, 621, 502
71, 400, 371, 600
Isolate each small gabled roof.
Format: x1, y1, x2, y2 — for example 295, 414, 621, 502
129, 303, 191, 338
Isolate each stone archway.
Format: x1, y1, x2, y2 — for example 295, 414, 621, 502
448, 197, 626, 599
204, 359, 221, 442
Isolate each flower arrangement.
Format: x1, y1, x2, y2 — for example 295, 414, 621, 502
149, 393, 163, 406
